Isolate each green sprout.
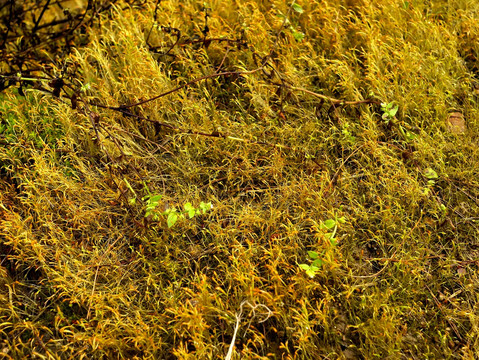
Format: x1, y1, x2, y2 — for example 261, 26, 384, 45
299, 216, 346, 278
123, 179, 213, 228
381, 102, 399, 124
163, 201, 213, 228
423, 168, 438, 195
276, 2, 305, 42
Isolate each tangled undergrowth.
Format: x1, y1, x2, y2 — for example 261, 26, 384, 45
1, 0, 479, 359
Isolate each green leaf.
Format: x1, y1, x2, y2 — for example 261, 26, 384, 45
167, 212, 178, 228
389, 105, 399, 117
425, 168, 438, 180
145, 205, 157, 212
149, 195, 162, 203
312, 259, 324, 267
183, 202, 196, 218
292, 3, 304, 13
298, 264, 310, 271
323, 219, 336, 229
405, 131, 417, 141
399, 125, 417, 141
306, 269, 316, 278
199, 201, 212, 213
292, 30, 305, 41
307, 250, 319, 259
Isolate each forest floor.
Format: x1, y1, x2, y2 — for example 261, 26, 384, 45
1, 0, 479, 359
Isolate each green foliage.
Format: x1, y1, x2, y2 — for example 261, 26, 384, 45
299, 216, 345, 277
381, 102, 399, 124
163, 201, 213, 228
277, 2, 305, 42
142, 189, 212, 228
423, 168, 439, 195
144, 194, 163, 219
399, 124, 417, 142
292, 3, 304, 14
298, 251, 324, 278
424, 168, 439, 180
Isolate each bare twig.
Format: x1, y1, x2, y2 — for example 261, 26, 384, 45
108, 68, 262, 109
288, 85, 380, 105
225, 301, 272, 360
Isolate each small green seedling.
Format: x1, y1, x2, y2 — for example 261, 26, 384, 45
299, 216, 345, 277
144, 194, 163, 220
423, 168, 438, 195
164, 201, 213, 228
299, 251, 324, 278
291, 28, 305, 41
276, 3, 305, 42
321, 216, 346, 245
399, 125, 417, 142
381, 102, 399, 124
341, 122, 356, 143
123, 180, 213, 228
439, 203, 447, 218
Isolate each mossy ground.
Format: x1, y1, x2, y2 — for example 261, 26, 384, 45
1, 0, 479, 359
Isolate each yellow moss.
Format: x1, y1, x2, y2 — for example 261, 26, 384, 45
1, 0, 479, 358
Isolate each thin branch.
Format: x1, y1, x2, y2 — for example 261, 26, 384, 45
288, 85, 379, 105
105, 68, 262, 109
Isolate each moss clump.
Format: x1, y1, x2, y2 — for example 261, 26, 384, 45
1, 0, 479, 359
